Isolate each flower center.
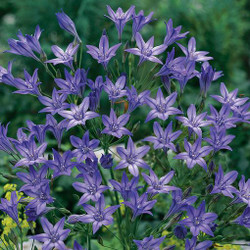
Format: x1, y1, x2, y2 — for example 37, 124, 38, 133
94, 211, 104, 222
110, 123, 119, 132
156, 104, 166, 113
50, 232, 59, 243
88, 184, 97, 195
126, 156, 135, 165
142, 48, 152, 57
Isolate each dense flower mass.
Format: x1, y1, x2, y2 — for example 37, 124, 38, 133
0, 5, 249, 250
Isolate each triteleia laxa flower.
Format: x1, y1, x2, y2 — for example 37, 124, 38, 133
133, 235, 166, 250
68, 195, 120, 234
143, 121, 182, 152
0, 122, 16, 154
105, 5, 135, 39
125, 32, 167, 65
145, 88, 182, 122
0, 61, 13, 82
76, 158, 99, 179
233, 207, 250, 228
176, 104, 211, 137
210, 165, 238, 198
185, 237, 213, 250
115, 136, 150, 176
56, 10, 81, 42
100, 153, 113, 169
179, 201, 218, 236
174, 225, 187, 239
45, 42, 79, 70
86, 30, 121, 69
26, 120, 48, 144
101, 108, 132, 138
233, 175, 250, 207
74, 241, 84, 250
59, 97, 99, 130
142, 169, 180, 196
174, 137, 212, 171
70, 130, 99, 162
31, 217, 70, 250
233, 102, 250, 124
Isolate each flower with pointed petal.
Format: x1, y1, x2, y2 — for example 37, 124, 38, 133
185, 237, 213, 250
233, 175, 250, 207
0, 122, 16, 154
133, 235, 166, 250
0, 61, 13, 82
233, 102, 250, 124
233, 207, 250, 228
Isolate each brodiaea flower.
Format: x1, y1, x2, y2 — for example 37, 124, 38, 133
115, 137, 150, 176
133, 235, 166, 250
233, 175, 250, 207
101, 108, 132, 138
233, 207, 250, 228
185, 237, 213, 250
179, 201, 217, 236
0, 122, 16, 154
145, 88, 182, 122
31, 217, 70, 250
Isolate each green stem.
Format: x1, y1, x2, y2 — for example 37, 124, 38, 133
78, 42, 83, 68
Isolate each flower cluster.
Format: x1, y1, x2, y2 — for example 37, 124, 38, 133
0, 5, 249, 250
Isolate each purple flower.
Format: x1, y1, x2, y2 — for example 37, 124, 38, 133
133, 235, 166, 250
86, 30, 121, 69
55, 68, 85, 96
174, 137, 212, 171
125, 33, 167, 65
210, 165, 238, 198
145, 88, 182, 122
47, 149, 74, 177
76, 158, 99, 178
142, 169, 180, 196
177, 37, 213, 62
14, 137, 47, 168
179, 201, 217, 236
0, 191, 20, 224
143, 121, 182, 151
123, 191, 157, 219
38, 88, 69, 115
45, 42, 79, 70
25, 203, 53, 222
164, 19, 189, 46
233, 207, 250, 228
204, 127, 235, 152
126, 86, 150, 112
73, 172, 109, 205
56, 10, 81, 42
233, 175, 250, 206
26, 120, 48, 144
115, 137, 150, 176
104, 75, 127, 102
31, 217, 70, 250
74, 241, 84, 250
105, 5, 135, 39
174, 225, 187, 239
132, 10, 154, 37
100, 153, 113, 169
207, 104, 239, 129
185, 237, 213, 250
68, 195, 119, 234
70, 130, 99, 162
102, 109, 132, 138
88, 75, 104, 92
176, 104, 211, 137
0, 61, 13, 82
211, 82, 249, 111
109, 171, 141, 201
233, 102, 250, 124
59, 97, 99, 130
0, 122, 16, 154
16, 165, 49, 192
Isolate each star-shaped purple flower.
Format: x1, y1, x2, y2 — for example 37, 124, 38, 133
0, 61, 13, 82
233, 102, 250, 124
115, 137, 150, 176
133, 235, 166, 250
233, 207, 250, 228
0, 122, 16, 154
185, 237, 213, 250
233, 175, 250, 207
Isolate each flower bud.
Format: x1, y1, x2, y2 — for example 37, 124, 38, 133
100, 154, 113, 169
174, 225, 187, 239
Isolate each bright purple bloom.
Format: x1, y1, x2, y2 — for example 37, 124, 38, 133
185, 237, 213, 250
174, 225, 187, 239
76, 158, 99, 178
174, 137, 212, 171
145, 88, 182, 122
16, 165, 49, 192
210, 165, 238, 198
204, 127, 235, 152
47, 149, 74, 177
55, 68, 85, 96
26, 120, 48, 144
86, 30, 121, 69
115, 137, 150, 176
233, 207, 250, 228
70, 130, 99, 162
38, 88, 69, 115
233, 102, 250, 124
179, 201, 217, 236
176, 104, 211, 137
73, 172, 109, 205
164, 19, 189, 46
0, 191, 20, 224
109, 171, 141, 201
25, 203, 53, 222
132, 10, 154, 37
123, 191, 157, 219
143, 121, 182, 151
100, 153, 113, 169
59, 97, 99, 130
211, 82, 249, 111
104, 75, 127, 102
0, 61, 13, 82
0, 122, 16, 154
45, 42, 79, 70
68, 195, 119, 234
87, 75, 104, 92
74, 241, 84, 250
125, 32, 167, 65
177, 37, 213, 62
56, 10, 81, 42
142, 169, 180, 196
233, 175, 250, 207
105, 5, 135, 39
133, 235, 166, 250
102, 109, 132, 138
31, 217, 70, 250
126, 86, 150, 112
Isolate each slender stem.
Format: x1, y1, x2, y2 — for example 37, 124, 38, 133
103, 226, 125, 248
78, 42, 83, 68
